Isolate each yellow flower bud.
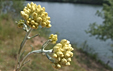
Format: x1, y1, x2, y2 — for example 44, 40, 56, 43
47, 17, 50, 20
23, 7, 28, 11
46, 20, 51, 25
41, 14, 45, 18
57, 57, 61, 61
17, 20, 24, 28
67, 58, 71, 62
28, 18, 31, 21
53, 46, 60, 52
32, 12, 37, 18
26, 20, 30, 25
31, 6, 35, 11
40, 8, 44, 12
35, 26, 38, 29
53, 34, 57, 40
60, 48, 64, 52
65, 53, 70, 58
69, 44, 71, 47
66, 62, 70, 66
46, 24, 51, 28
41, 22, 46, 27
43, 12, 48, 16
42, 7, 45, 11
67, 40, 70, 44
21, 11, 25, 16
23, 14, 29, 20
53, 38, 57, 41
61, 58, 67, 64
57, 51, 63, 57
31, 20, 35, 25
69, 52, 73, 57
37, 5, 41, 8
37, 17, 42, 22
49, 34, 53, 38
60, 39, 67, 45
53, 53, 57, 58
31, 2, 34, 6
35, 22, 39, 25
63, 46, 69, 51
42, 18, 46, 22
56, 64, 61, 68
27, 3, 31, 9
34, 4, 37, 8
56, 43, 62, 48
36, 8, 40, 13
25, 10, 30, 14
69, 46, 74, 51
32, 25, 36, 29
52, 41, 57, 44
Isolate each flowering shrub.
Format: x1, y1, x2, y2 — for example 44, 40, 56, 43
15, 2, 74, 71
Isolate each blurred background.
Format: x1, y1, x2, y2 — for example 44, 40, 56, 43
0, 0, 113, 71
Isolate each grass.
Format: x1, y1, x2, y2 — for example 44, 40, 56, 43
0, 14, 112, 71
72, 44, 113, 71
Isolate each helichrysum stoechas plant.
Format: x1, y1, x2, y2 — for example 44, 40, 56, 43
15, 2, 74, 71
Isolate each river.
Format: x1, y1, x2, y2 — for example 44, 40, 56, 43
27, 1, 113, 67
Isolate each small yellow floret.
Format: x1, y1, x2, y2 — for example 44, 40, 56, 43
56, 64, 61, 68
53, 53, 57, 58
66, 62, 70, 66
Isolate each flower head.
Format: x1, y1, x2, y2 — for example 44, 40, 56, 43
21, 2, 51, 29
49, 34, 58, 44
52, 39, 74, 69
16, 20, 25, 28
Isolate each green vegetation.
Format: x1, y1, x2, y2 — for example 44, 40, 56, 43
0, 0, 25, 19
27, 0, 105, 5
0, 15, 112, 70
0, 0, 113, 71
86, 0, 113, 41
72, 43, 113, 71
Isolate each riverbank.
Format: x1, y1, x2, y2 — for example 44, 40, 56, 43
26, 0, 107, 5
0, 14, 112, 71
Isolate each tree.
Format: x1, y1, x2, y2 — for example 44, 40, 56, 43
86, 0, 113, 41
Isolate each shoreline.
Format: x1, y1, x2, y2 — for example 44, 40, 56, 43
26, 0, 108, 5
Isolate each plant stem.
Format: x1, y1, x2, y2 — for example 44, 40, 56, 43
19, 49, 42, 70
19, 49, 53, 70
15, 28, 32, 71
19, 28, 32, 54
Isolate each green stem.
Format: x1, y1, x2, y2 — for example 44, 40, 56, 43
19, 49, 53, 70
18, 28, 32, 54
19, 49, 42, 70
15, 28, 32, 71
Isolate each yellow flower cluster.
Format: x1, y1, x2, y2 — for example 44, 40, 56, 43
49, 34, 58, 44
16, 20, 25, 28
52, 39, 74, 69
21, 2, 51, 29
